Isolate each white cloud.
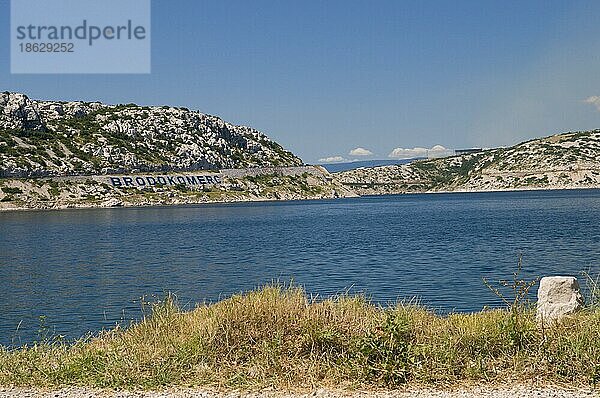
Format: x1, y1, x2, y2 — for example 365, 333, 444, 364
584, 96, 600, 111
318, 156, 345, 163
388, 145, 453, 159
349, 147, 373, 156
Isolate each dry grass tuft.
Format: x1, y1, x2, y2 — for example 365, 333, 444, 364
1, 284, 599, 390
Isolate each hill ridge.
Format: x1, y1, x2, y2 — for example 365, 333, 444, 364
336, 129, 600, 193
0, 92, 302, 178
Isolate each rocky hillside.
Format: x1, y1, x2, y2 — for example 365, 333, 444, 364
0, 92, 302, 177
337, 130, 600, 194
0, 167, 357, 211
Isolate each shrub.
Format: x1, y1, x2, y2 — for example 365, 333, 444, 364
1, 187, 22, 195
358, 309, 414, 385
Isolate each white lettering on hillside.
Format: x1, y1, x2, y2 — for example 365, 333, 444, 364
108, 174, 221, 188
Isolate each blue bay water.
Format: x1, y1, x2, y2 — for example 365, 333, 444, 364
1, 190, 600, 346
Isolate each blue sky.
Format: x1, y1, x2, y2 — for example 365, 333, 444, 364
2, 0, 600, 163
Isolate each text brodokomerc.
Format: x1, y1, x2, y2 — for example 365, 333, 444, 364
108, 174, 221, 188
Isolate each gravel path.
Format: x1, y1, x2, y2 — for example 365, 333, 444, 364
0, 385, 597, 398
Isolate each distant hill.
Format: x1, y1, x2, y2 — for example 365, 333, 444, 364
0, 92, 302, 178
319, 158, 422, 173
336, 130, 600, 193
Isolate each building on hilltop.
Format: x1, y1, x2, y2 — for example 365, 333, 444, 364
454, 148, 483, 156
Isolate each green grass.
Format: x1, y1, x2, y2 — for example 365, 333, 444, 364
0, 285, 599, 390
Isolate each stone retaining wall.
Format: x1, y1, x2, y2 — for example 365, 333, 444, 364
220, 165, 329, 178
1, 166, 329, 182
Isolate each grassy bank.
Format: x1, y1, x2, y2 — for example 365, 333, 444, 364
0, 285, 599, 390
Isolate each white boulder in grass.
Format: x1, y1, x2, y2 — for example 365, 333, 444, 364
536, 276, 584, 324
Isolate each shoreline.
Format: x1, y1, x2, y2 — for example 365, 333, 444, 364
0, 194, 341, 213
0, 166, 356, 213
366, 184, 600, 195
1, 183, 599, 213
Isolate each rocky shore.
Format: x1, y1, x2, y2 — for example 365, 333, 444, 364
0, 166, 358, 212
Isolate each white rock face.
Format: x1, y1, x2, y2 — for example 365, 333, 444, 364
0, 92, 44, 131
102, 198, 123, 207
536, 276, 584, 324
0, 92, 303, 177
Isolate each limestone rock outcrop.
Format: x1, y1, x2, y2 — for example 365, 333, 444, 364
0, 92, 303, 177
0, 92, 45, 131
